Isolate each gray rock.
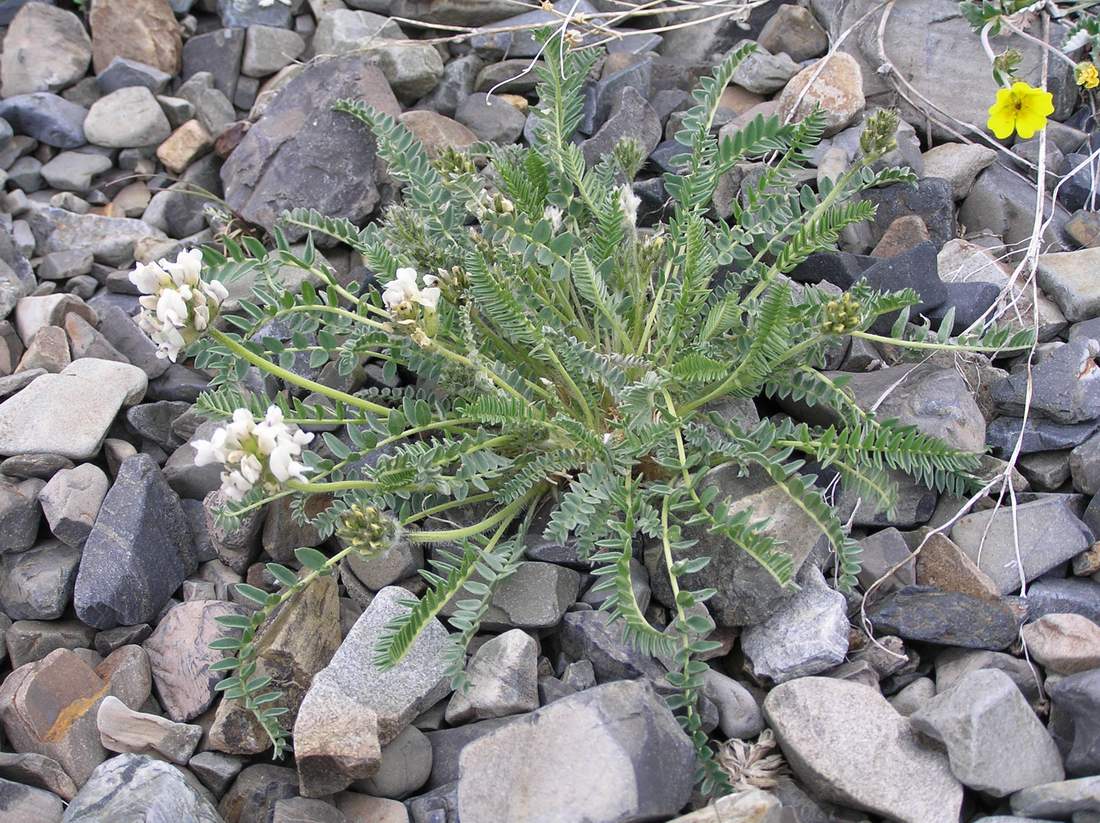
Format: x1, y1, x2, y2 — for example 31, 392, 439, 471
470, 0, 597, 58
0, 777, 64, 823
38, 250, 93, 281
950, 495, 1093, 594
865, 586, 1021, 649
176, 71, 236, 136
0, 539, 80, 620
74, 454, 197, 629
222, 55, 399, 240
987, 415, 1100, 455
83, 86, 171, 148
182, 29, 244, 103
457, 680, 695, 823
702, 669, 764, 739
912, 668, 1063, 795
921, 143, 997, 199
292, 586, 451, 795
765, 677, 962, 822
188, 751, 244, 799
960, 161, 1072, 257
1037, 248, 1100, 322
758, 4, 828, 61
559, 609, 664, 682
4, 618, 95, 669
1028, 577, 1100, 623
39, 151, 111, 193
1011, 776, 1100, 820
0, 752, 78, 802
344, 536, 422, 590
741, 565, 849, 684
0, 477, 42, 552
935, 647, 1043, 705
272, 797, 347, 823
446, 561, 580, 631
217, 763, 298, 823
0, 358, 147, 459
355, 724, 432, 800
444, 629, 538, 724
94, 57, 172, 95
424, 717, 517, 790
418, 53, 482, 117
242, 26, 305, 78
732, 41, 800, 94
388, 0, 517, 26
359, 41, 444, 104
313, 9, 402, 55
27, 205, 167, 267
94, 304, 168, 379
581, 85, 661, 168
63, 753, 222, 822
454, 93, 526, 145
39, 463, 109, 546
1, 3, 90, 98
0, 93, 86, 148
1048, 668, 1100, 776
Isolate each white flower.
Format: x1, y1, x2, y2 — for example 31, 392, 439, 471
128, 249, 228, 362
258, 0, 291, 6
383, 267, 441, 313
193, 406, 315, 501
543, 205, 564, 231
619, 185, 641, 227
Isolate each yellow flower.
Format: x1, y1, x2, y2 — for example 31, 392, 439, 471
1076, 62, 1099, 90
986, 81, 1055, 140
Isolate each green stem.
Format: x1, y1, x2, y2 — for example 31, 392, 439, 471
400, 491, 498, 526
849, 330, 1030, 353
406, 490, 538, 543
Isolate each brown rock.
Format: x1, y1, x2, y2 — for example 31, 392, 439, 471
89, 0, 182, 76
915, 532, 1001, 600
295, 680, 382, 798
335, 792, 408, 823
777, 53, 865, 136
214, 121, 250, 159
63, 314, 128, 364
1066, 209, 1100, 249
207, 576, 341, 755
1021, 613, 1100, 674
0, 649, 111, 785
871, 215, 930, 259
1073, 541, 1100, 576
397, 110, 478, 159
15, 326, 70, 374
96, 695, 203, 763
157, 120, 213, 176
143, 599, 249, 722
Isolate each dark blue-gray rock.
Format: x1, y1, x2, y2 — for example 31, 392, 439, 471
188, 750, 244, 799
0, 478, 42, 553
94, 304, 168, 380
960, 161, 1072, 256
425, 718, 517, 790
950, 495, 1093, 594
865, 586, 1021, 649
1027, 577, 1100, 623
0, 539, 80, 620
73, 454, 197, 629
217, 764, 298, 823
559, 609, 664, 683
583, 53, 653, 134
1011, 776, 1100, 820
418, 53, 482, 118
861, 178, 956, 251
182, 28, 245, 101
911, 668, 1063, 796
456, 680, 695, 823
125, 401, 189, 452
993, 338, 1100, 424
1058, 151, 1100, 212
222, 55, 399, 241
242, 25, 305, 79
927, 281, 1002, 332
175, 72, 235, 138
580, 85, 661, 168
95, 57, 172, 95
764, 677, 963, 822
0, 93, 85, 148
217, 0, 291, 28
64, 753, 222, 822
0, 777, 64, 822
987, 416, 1100, 455
857, 527, 916, 591
1048, 668, 1100, 776
146, 363, 209, 402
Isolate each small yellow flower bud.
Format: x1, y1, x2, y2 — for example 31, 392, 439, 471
1076, 62, 1099, 90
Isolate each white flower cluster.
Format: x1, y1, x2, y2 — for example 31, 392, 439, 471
193, 406, 314, 502
258, 0, 291, 7
382, 267, 441, 314
129, 249, 228, 362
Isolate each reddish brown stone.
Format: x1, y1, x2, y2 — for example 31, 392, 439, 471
89, 0, 182, 76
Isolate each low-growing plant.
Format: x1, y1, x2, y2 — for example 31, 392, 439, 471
149, 32, 1033, 791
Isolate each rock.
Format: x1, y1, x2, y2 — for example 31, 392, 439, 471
890, 676, 936, 716
94, 304, 168, 379
935, 647, 1043, 705
358, 42, 443, 104
27, 205, 167, 266
39, 463, 109, 547
313, 9, 401, 56
647, 463, 826, 626
444, 561, 579, 631
83, 86, 171, 148
14, 294, 95, 346
1028, 577, 1100, 623
17, 326, 68, 374
182, 32, 243, 105
143, 599, 249, 721
667, 790, 782, 823
758, 4, 828, 61
0, 94, 86, 148
581, 85, 661, 168
870, 214, 930, 259
1037, 248, 1100, 322
355, 725, 432, 800
218, 0, 292, 28
1049, 668, 1100, 776
741, 565, 849, 684
221, 55, 400, 240
74, 454, 196, 629
96, 695, 202, 763
64, 754, 222, 822
89, 0, 182, 76
457, 680, 695, 823
273, 797, 348, 823
242, 26, 305, 79
0, 778, 64, 823
470, 0, 598, 58
419, 53, 482, 117
0, 477, 42, 552
0, 539, 81, 620
857, 526, 916, 592
293, 586, 451, 796
914, 531, 1000, 599
388, 0, 517, 26
921, 143, 997, 199
1011, 776, 1100, 820
95, 57, 173, 95
218, 763, 299, 823
865, 586, 1021, 649
731, 43, 799, 95
398, 110, 478, 157
911, 668, 1063, 795
764, 677, 962, 822
0, 4, 91, 98
208, 576, 341, 755
703, 669, 765, 740
1022, 613, 1100, 675
950, 495, 1093, 594
0, 753, 77, 802
559, 609, 663, 683
189, 751, 245, 798
454, 93, 526, 144
1067, 210, 1100, 249
444, 630, 538, 724
156, 120, 213, 175
336, 793, 408, 823
776, 53, 864, 136
960, 161, 1072, 258
0, 358, 146, 459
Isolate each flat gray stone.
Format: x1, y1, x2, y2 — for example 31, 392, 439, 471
444, 629, 538, 724
1011, 776, 1100, 819
63, 753, 222, 822
39, 463, 109, 546
1037, 248, 1100, 322
457, 680, 695, 823
764, 677, 962, 823
96, 696, 202, 764
26, 205, 166, 267
83, 86, 171, 148
0, 3, 90, 98
0, 358, 147, 459
911, 668, 1064, 795
0, 777, 64, 823
0, 93, 86, 148
0, 539, 81, 620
